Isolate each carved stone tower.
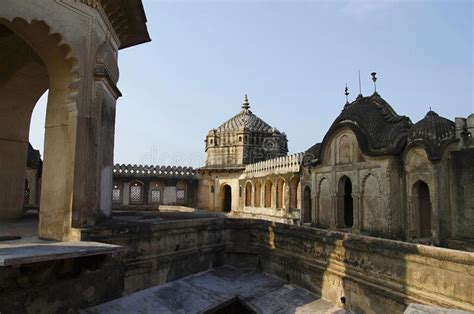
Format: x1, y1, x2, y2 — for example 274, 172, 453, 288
205, 95, 288, 168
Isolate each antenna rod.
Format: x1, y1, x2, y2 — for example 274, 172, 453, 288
358, 70, 362, 97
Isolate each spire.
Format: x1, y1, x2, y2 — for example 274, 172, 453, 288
241, 94, 250, 111
371, 71, 377, 93
345, 84, 350, 105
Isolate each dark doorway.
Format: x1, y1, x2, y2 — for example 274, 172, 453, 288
222, 185, 232, 213
415, 181, 431, 238
344, 178, 353, 227
204, 297, 255, 314
303, 186, 311, 223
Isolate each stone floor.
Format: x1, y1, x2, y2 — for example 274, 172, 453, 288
82, 266, 345, 314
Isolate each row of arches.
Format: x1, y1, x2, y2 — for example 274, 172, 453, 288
243, 177, 299, 209
316, 174, 432, 239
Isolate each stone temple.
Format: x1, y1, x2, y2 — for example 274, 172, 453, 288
0, 1, 473, 313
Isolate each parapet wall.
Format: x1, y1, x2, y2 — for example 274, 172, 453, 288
244, 153, 303, 176
224, 218, 474, 313
81, 216, 474, 313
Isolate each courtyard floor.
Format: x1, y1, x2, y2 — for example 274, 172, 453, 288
82, 266, 345, 314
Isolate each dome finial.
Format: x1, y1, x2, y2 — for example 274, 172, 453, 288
242, 94, 250, 110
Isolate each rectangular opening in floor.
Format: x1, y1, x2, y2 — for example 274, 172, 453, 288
202, 297, 256, 314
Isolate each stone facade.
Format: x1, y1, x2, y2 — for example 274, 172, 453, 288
112, 164, 198, 209
191, 92, 474, 250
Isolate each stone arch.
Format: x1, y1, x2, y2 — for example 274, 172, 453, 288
264, 179, 272, 208
337, 175, 353, 228
276, 177, 286, 209
290, 176, 301, 209
0, 17, 80, 240
318, 177, 331, 226
112, 180, 123, 205
176, 181, 187, 204
255, 180, 262, 207
245, 181, 253, 207
361, 173, 383, 235
221, 184, 232, 213
129, 180, 144, 205
412, 180, 432, 239
337, 134, 352, 164
149, 181, 163, 204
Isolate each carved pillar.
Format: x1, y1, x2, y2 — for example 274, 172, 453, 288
353, 193, 362, 233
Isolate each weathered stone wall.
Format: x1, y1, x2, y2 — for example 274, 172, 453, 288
81, 216, 226, 295
0, 252, 124, 314
224, 218, 474, 313
82, 216, 474, 313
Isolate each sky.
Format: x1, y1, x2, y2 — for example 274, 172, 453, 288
30, 0, 473, 167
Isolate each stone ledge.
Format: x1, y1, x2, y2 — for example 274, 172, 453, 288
0, 241, 124, 266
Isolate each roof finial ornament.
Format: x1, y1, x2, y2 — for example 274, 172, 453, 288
357, 70, 363, 99
345, 84, 350, 104
242, 94, 250, 111
371, 72, 377, 93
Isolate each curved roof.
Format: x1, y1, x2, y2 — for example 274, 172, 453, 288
215, 95, 280, 134
309, 92, 412, 164
407, 110, 456, 160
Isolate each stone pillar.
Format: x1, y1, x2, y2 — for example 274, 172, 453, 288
123, 182, 130, 205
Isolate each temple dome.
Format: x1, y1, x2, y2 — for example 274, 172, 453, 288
216, 95, 279, 133
407, 110, 456, 160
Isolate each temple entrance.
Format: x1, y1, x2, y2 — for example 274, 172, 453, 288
413, 180, 431, 238
222, 185, 232, 213
303, 186, 311, 224
337, 176, 353, 228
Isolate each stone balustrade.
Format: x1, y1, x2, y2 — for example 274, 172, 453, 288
244, 153, 304, 175
113, 164, 196, 178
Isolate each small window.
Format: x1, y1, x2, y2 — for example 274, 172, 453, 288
211, 186, 215, 193
239, 136, 242, 142
112, 189, 121, 201
151, 190, 161, 203
177, 189, 186, 200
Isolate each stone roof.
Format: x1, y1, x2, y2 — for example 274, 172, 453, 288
303, 142, 321, 165
407, 110, 456, 160
215, 95, 280, 134
327, 92, 412, 156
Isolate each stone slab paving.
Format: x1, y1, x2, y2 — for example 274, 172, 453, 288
0, 241, 123, 266
83, 266, 345, 314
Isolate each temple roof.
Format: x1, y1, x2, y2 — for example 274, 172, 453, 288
215, 95, 281, 134
407, 110, 456, 160
326, 92, 412, 156
305, 92, 413, 165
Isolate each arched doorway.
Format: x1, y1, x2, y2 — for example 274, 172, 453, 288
290, 177, 300, 209
276, 178, 285, 209
264, 180, 272, 208
303, 186, 311, 224
413, 180, 431, 238
245, 182, 252, 207
255, 181, 261, 207
337, 176, 353, 228
222, 185, 232, 213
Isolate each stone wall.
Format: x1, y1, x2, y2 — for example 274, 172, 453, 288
81, 216, 226, 295
0, 251, 124, 314
81, 216, 473, 312
224, 218, 474, 313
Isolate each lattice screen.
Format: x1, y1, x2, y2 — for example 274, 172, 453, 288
151, 190, 161, 203
176, 189, 186, 200
130, 185, 142, 203
112, 189, 121, 201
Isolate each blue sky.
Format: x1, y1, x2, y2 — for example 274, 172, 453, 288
30, 0, 473, 167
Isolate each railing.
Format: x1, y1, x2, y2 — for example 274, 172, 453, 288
113, 164, 196, 178
244, 153, 304, 174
